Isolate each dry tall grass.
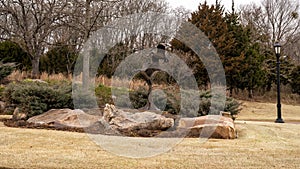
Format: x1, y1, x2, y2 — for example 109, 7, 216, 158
7, 71, 155, 91
8, 70, 72, 82
6, 71, 300, 104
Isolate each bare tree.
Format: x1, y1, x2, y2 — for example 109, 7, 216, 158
285, 32, 300, 65
78, 0, 170, 88
0, 0, 70, 77
0, 0, 173, 81
240, 0, 300, 46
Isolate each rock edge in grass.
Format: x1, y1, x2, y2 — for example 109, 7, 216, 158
2, 104, 236, 139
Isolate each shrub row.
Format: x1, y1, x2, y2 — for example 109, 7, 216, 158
3, 80, 73, 119
3, 81, 241, 120
112, 86, 241, 118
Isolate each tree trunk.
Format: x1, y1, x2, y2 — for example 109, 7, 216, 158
229, 87, 233, 97
266, 83, 272, 92
31, 57, 40, 78
83, 0, 91, 90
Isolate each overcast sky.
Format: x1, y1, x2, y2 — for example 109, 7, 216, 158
166, 0, 262, 12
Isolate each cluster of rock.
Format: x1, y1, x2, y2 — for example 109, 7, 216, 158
11, 104, 236, 139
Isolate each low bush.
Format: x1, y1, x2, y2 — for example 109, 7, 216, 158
3, 80, 241, 120
3, 80, 73, 119
94, 84, 114, 106
130, 89, 151, 109
95, 84, 148, 109
122, 87, 241, 118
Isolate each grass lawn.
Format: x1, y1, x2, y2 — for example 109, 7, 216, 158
0, 102, 299, 169
238, 101, 300, 122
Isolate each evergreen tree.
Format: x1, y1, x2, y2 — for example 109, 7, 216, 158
0, 41, 31, 70
290, 65, 300, 95
171, 1, 268, 98
171, 1, 233, 88
225, 8, 266, 98
40, 44, 78, 75
263, 57, 295, 91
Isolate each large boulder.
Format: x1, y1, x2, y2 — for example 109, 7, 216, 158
27, 109, 101, 128
103, 104, 174, 136
178, 115, 236, 139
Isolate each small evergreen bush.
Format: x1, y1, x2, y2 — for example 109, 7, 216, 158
94, 84, 114, 106
3, 80, 73, 119
123, 87, 241, 118
4, 80, 241, 120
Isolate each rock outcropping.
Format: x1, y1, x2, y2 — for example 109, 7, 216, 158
27, 109, 100, 128
178, 115, 236, 139
103, 104, 174, 136
25, 105, 235, 139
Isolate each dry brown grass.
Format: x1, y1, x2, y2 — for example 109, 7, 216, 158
232, 86, 300, 105
97, 76, 149, 91
8, 71, 147, 90
237, 101, 300, 122
7, 71, 300, 105
0, 101, 300, 169
7, 71, 72, 82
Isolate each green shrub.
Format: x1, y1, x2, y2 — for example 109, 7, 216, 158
95, 84, 114, 106
197, 91, 241, 117
94, 84, 148, 109
73, 84, 99, 109
129, 87, 148, 108
3, 81, 73, 119
122, 87, 241, 118
5, 81, 240, 120
95, 84, 170, 110
0, 62, 16, 82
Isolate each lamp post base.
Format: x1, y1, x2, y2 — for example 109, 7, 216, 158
275, 118, 285, 123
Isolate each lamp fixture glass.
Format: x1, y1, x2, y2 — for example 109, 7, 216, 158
274, 42, 281, 55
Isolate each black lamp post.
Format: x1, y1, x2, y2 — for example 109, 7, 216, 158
274, 42, 284, 123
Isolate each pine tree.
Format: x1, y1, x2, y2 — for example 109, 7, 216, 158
224, 7, 266, 98
171, 1, 234, 88
171, 1, 267, 98
290, 65, 300, 95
